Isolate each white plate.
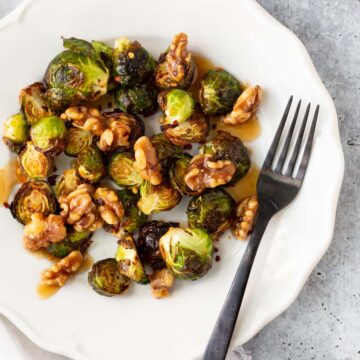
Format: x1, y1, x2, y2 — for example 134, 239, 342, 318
0, 0, 344, 359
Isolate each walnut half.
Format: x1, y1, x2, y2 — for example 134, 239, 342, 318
184, 154, 236, 192
149, 268, 175, 299
233, 195, 259, 240
94, 187, 124, 225
97, 119, 131, 152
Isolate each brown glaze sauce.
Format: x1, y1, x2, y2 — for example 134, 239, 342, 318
0, 158, 21, 206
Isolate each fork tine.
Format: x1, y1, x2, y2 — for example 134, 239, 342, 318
284, 103, 311, 177
262, 96, 293, 169
295, 105, 319, 181
274, 100, 301, 173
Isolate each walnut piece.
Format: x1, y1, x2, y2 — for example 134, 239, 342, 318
94, 187, 124, 225
60, 184, 103, 232
184, 154, 236, 192
149, 268, 174, 299
61, 106, 104, 136
97, 119, 131, 152
23, 213, 67, 251
233, 195, 259, 240
223, 86, 263, 125
41, 250, 83, 287
133, 136, 163, 185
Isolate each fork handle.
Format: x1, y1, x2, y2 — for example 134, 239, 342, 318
203, 204, 274, 360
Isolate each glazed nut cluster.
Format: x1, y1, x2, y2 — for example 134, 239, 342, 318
97, 119, 131, 152
149, 268, 175, 299
184, 154, 236, 192
94, 187, 124, 225
59, 184, 103, 232
23, 213, 67, 251
41, 250, 84, 287
233, 195, 259, 240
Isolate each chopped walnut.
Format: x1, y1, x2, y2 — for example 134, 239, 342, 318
223, 86, 263, 125
149, 268, 174, 299
60, 184, 103, 232
41, 250, 83, 287
23, 213, 67, 251
133, 136, 163, 185
61, 106, 105, 136
184, 154, 236, 192
94, 187, 124, 225
97, 118, 131, 151
233, 195, 259, 240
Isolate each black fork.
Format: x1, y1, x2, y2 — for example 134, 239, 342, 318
203, 97, 319, 360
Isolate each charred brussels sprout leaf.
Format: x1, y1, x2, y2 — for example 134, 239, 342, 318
88, 258, 130, 297
65, 127, 93, 157
113, 38, 156, 87
91, 40, 113, 70
200, 130, 250, 182
159, 227, 213, 280
19, 82, 53, 125
18, 142, 53, 179
199, 70, 241, 115
55, 168, 82, 199
30, 116, 66, 156
138, 220, 179, 270
76, 146, 105, 182
11, 180, 56, 224
107, 152, 143, 187
137, 181, 181, 215
187, 188, 235, 238
2, 113, 29, 153
115, 84, 158, 116
115, 235, 148, 284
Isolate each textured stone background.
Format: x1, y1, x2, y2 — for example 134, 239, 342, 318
0, 1, 359, 359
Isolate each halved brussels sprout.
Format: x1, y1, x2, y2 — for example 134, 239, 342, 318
115, 84, 158, 116
2, 113, 29, 153
88, 258, 130, 297
137, 181, 181, 215
159, 227, 213, 280
138, 220, 179, 270
115, 235, 148, 284
162, 108, 209, 146
77, 146, 105, 182
113, 38, 156, 87
150, 133, 184, 170
199, 69, 241, 115
47, 229, 92, 258
19, 82, 53, 125
187, 188, 235, 238
65, 127, 93, 157
11, 180, 56, 224
107, 152, 143, 187
200, 130, 250, 182
158, 89, 195, 126
55, 168, 82, 199
44, 37, 109, 109
169, 155, 202, 196
30, 116, 66, 155
18, 142, 53, 179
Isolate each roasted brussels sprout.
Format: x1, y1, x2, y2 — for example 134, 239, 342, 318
18, 142, 53, 179
158, 89, 195, 126
30, 116, 66, 155
113, 38, 156, 87
187, 188, 235, 238
44, 37, 109, 109
162, 107, 209, 146
11, 180, 56, 224
65, 127, 93, 157
76, 146, 105, 182
55, 168, 82, 199
47, 229, 92, 258
2, 113, 29, 153
115, 84, 158, 116
107, 152, 143, 187
115, 235, 148, 284
200, 130, 250, 182
199, 70, 241, 115
138, 220, 179, 270
159, 227, 213, 280
19, 82, 53, 125
137, 181, 181, 215
88, 258, 130, 297
155, 32, 195, 89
